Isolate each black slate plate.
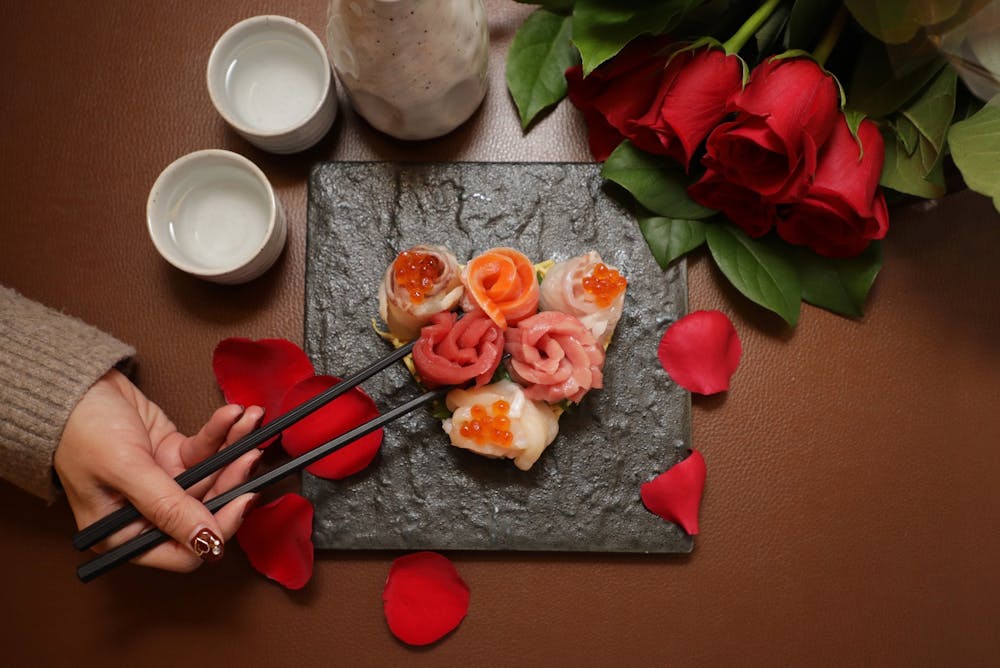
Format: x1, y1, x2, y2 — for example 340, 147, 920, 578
303, 162, 692, 552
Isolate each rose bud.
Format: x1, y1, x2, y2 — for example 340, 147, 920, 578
701, 57, 841, 201
775, 115, 890, 258
625, 47, 744, 170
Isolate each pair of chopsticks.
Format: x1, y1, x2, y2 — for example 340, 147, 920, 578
75, 339, 444, 583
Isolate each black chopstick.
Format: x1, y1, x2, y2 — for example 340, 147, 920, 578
72, 340, 416, 551
77, 385, 450, 582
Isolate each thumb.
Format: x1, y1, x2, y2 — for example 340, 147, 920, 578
114, 450, 227, 565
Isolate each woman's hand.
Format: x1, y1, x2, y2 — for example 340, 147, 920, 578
54, 369, 264, 572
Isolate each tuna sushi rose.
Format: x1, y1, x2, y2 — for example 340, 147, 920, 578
412, 311, 504, 388
443, 380, 559, 471
538, 251, 627, 345
505, 311, 605, 404
379, 245, 464, 341
460, 247, 539, 329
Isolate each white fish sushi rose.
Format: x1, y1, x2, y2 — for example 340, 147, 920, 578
443, 380, 559, 471
538, 251, 627, 345
378, 245, 464, 342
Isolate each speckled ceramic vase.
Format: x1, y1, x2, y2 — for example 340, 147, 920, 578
326, 0, 488, 140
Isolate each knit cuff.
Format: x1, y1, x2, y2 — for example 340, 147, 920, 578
0, 287, 135, 502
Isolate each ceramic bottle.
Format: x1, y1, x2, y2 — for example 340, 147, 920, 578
326, 0, 489, 140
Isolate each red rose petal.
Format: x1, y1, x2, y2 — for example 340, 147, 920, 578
212, 338, 315, 446
657, 310, 742, 395
641, 449, 706, 534
383, 551, 470, 646
279, 375, 383, 479
237, 493, 314, 590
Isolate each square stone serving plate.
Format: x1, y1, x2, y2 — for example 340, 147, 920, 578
303, 162, 691, 553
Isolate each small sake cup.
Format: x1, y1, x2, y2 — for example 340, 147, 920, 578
147, 149, 287, 284
207, 15, 337, 154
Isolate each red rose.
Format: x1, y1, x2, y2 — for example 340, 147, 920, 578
566, 40, 743, 167
701, 57, 840, 200
775, 115, 890, 258
687, 169, 775, 237
565, 36, 673, 161
625, 47, 744, 169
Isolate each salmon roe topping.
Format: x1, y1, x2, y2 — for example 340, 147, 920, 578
393, 250, 444, 304
457, 399, 513, 447
581, 263, 627, 307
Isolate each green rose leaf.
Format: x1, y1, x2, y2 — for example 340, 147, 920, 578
844, 0, 960, 44
754, 4, 791, 56
572, 0, 699, 75
785, 0, 841, 51
948, 95, 1000, 212
791, 243, 883, 318
514, 0, 576, 12
506, 9, 579, 129
848, 37, 946, 119
892, 115, 920, 156
704, 224, 801, 326
602, 141, 716, 220
881, 128, 946, 198
638, 216, 707, 270
902, 66, 957, 155
879, 67, 956, 199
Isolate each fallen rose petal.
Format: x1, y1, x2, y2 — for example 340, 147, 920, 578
212, 338, 315, 446
383, 551, 470, 646
641, 449, 706, 534
279, 375, 383, 480
237, 493, 314, 590
658, 310, 742, 394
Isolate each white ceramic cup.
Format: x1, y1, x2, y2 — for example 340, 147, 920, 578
147, 149, 287, 284
207, 15, 337, 154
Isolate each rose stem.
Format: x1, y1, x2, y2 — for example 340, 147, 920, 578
812, 6, 849, 68
722, 0, 784, 55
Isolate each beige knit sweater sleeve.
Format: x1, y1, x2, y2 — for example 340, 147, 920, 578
0, 286, 135, 501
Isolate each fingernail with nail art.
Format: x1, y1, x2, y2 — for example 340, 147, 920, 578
191, 528, 224, 561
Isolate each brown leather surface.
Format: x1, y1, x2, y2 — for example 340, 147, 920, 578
1, 1, 998, 665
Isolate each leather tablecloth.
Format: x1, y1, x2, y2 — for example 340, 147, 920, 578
1, 1, 998, 665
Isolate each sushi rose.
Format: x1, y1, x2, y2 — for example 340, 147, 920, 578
379, 245, 464, 341
460, 247, 539, 330
412, 311, 504, 388
505, 311, 605, 404
443, 380, 559, 471
538, 251, 627, 345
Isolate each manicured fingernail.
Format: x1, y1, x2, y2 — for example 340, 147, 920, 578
242, 494, 262, 519
190, 528, 224, 562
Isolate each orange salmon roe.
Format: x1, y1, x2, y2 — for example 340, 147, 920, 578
393, 250, 444, 304
458, 399, 513, 447
581, 263, 627, 307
